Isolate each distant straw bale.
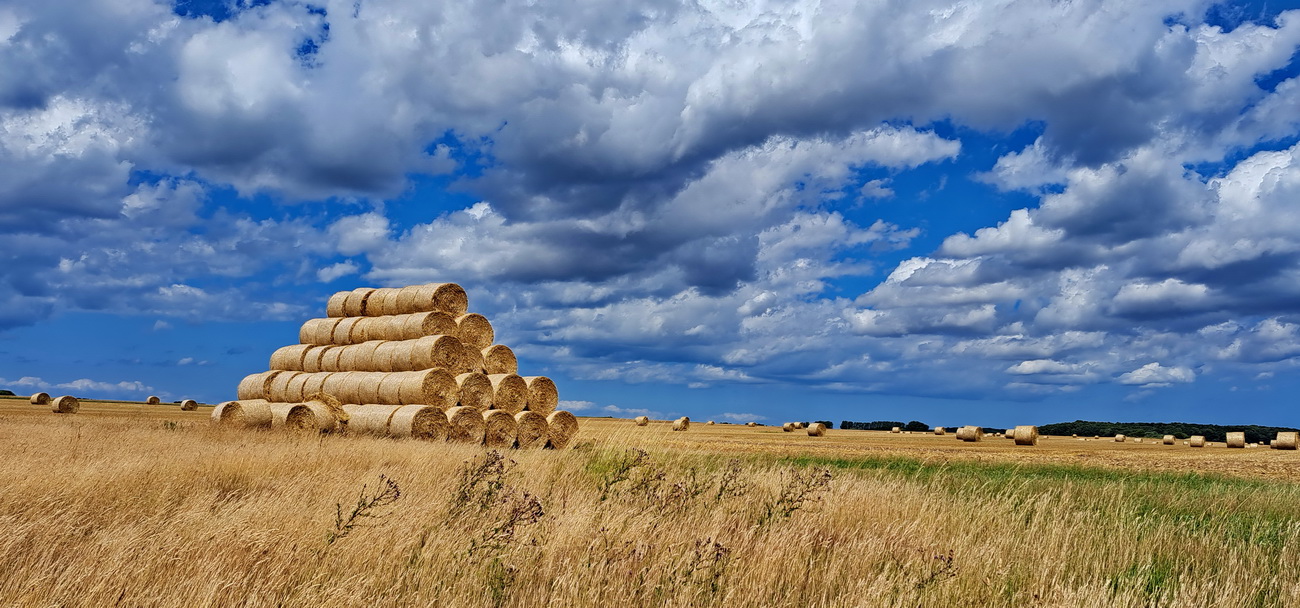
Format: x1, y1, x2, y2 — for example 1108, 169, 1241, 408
546, 410, 578, 449
446, 406, 486, 443
1189, 435, 1206, 447
745, 422, 758, 427
1013, 425, 1039, 446
50, 395, 79, 414
146, 395, 160, 405
180, 399, 198, 411
807, 423, 826, 437
1272, 432, 1298, 450
486, 373, 527, 414
1162, 435, 1175, 445
482, 409, 518, 448
934, 427, 945, 435
891, 427, 901, 433
454, 313, 495, 351
956, 426, 984, 442
514, 411, 549, 448
706, 421, 715, 425
1226, 432, 1246, 448
212, 400, 273, 429
521, 376, 558, 415
1114, 434, 1126, 442
783, 423, 795, 432
634, 416, 649, 426
673, 417, 690, 431
482, 344, 518, 375
29, 392, 50, 405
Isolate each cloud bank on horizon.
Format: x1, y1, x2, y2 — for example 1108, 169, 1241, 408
2, 0, 1299, 411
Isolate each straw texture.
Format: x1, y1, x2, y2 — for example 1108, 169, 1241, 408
486, 373, 527, 414
1226, 432, 1246, 448
445, 406, 486, 443
634, 416, 649, 426
454, 313, 494, 350
521, 376, 558, 415
1190, 435, 1205, 447
1013, 425, 1039, 446
807, 423, 827, 437
1272, 431, 1298, 450
50, 395, 79, 414
212, 400, 273, 429
482, 344, 518, 375
514, 411, 549, 448
956, 426, 984, 442
180, 399, 198, 411
146, 395, 161, 405
454, 372, 493, 410
482, 409, 518, 448
29, 392, 50, 405
546, 410, 578, 449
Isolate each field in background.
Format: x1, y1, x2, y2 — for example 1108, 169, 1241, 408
1, 397, 1298, 606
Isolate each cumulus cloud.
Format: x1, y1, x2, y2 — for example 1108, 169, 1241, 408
2, 375, 154, 395
1118, 363, 1196, 387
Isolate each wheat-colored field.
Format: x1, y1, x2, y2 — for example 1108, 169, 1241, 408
1, 396, 1298, 607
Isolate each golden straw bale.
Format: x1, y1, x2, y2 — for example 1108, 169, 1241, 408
343, 404, 399, 436
377, 373, 406, 405
401, 311, 458, 340
320, 347, 346, 372
514, 411, 548, 448
353, 373, 384, 404
807, 423, 827, 437
1272, 432, 1298, 450
707, 421, 716, 425
29, 392, 50, 405
1226, 432, 1246, 448
521, 376, 558, 415
329, 317, 360, 345
267, 371, 301, 402
673, 417, 690, 431
268, 402, 308, 429
342, 288, 373, 317
454, 313, 494, 351
236, 371, 272, 400
326, 291, 349, 317
370, 341, 398, 372
1114, 434, 1126, 442
146, 395, 160, 405
446, 406, 486, 443
411, 335, 465, 371
1013, 425, 1039, 446
290, 400, 340, 433
337, 344, 362, 372
301, 373, 328, 398
269, 344, 312, 371
391, 404, 449, 440
745, 421, 758, 427
459, 346, 485, 374
302, 346, 330, 373
546, 410, 578, 449
50, 395, 79, 414
284, 373, 311, 402
179, 399, 199, 411
389, 283, 468, 316
299, 318, 341, 345
956, 426, 984, 442
793, 422, 805, 429
891, 427, 901, 433
455, 372, 494, 410
486, 373, 528, 414
399, 369, 459, 408
1163, 435, 1176, 445
482, 409, 518, 448
354, 341, 383, 372
634, 416, 649, 426
782, 423, 795, 432
482, 344, 518, 375
212, 400, 272, 428
321, 372, 353, 402
933, 427, 945, 435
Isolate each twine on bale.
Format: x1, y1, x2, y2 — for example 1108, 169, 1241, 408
1226, 432, 1246, 448
146, 395, 161, 405
807, 422, 827, 437
956, 426, 984, 442
212, 400, 273, 429
482, 409, 518, 448
513, 411, 548, 448
1272, 432, 1298, 450
546, 411, 578, 449
521, 376, 558, 415
1013, 425, 1039, 446
180, 399, 198, 411
454, 313, 494, 350
482, 344, 518, 375
486, 374, 527, 414
673, 417, 690, 431
445, 406, 486, 443
29, 392, 50, 405
454, 372, 494, 411
50, 395, 79, 414
634, 416, 649, 426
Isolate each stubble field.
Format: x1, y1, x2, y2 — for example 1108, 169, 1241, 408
1, 396, 1297, 607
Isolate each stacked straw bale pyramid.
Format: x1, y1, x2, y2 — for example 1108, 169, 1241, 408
215, 283, 578, 449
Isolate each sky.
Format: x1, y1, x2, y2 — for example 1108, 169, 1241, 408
2, 0, 1300, 428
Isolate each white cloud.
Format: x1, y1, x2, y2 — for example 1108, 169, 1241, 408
316, 261, 359, 283
1, 375, 153, 395
1118, 362, 1195, 387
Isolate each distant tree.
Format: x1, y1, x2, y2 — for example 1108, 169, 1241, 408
905, 420, 928, 432
0, 389, 13, 396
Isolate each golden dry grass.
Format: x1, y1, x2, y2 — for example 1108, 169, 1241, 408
0, 398, 1298, 607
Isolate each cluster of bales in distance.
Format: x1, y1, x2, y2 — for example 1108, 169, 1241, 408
29, 392, 197, 413
215, 283, 578, 449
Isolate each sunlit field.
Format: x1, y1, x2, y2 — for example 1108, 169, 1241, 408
2, 396, 1298, 607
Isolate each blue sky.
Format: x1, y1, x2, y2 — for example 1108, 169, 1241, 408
3, 0, 1300, 427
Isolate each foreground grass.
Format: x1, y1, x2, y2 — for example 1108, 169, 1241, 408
0, 414, 1297, 607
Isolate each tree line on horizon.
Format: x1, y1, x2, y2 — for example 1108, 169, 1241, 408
838, 419, 1298, 444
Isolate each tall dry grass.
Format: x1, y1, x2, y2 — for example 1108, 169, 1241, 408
0, 413, 1297, 607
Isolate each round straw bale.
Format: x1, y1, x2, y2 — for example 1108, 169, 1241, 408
212, 399, 272, 428
514, 411, 548, 448
1013, 425, 1039, 446
398, 311, 456, 341
302, 346, 329, 373
50, 395, 79, 414
1272, 432, 1298, 450
793, 422, 805, 429
455, 372, 494, 410
269, 402, 311, 430
1189, 435, 1206, 447
377, 373, 407, 405
409, 334, 464, 371
482, 409, 518, 448
707, 421, 716, 425
545, 410, 578, 449
299, 318, 342, 345
337, 373, 371, 404
146, 395, 161, 405
486, 373, 527, 414
342, 404, 400, 436
267, 371, 301, 402
332, 317, 364, 346
956, 426, 984, 442
285, 373, 311, 402
180, 399, 199, 411
453, 313, 494, 350
396, 283, 468, 316
521, 376, 558, 415
300, 398, 342, 432
446, 405, 486, 443
321, 372, 353, 402
307, 391, 347, 425
236, 371, 272, 400
342, 288, 374, 317
371, 341, 398, 372
933, 427, 945, 435
1114, 434, 1126, 442
320, 347, 346, 372
400, 369, 459, 408
782, 423, 795, 432
1226, 432, 1246, 448
326, 291, 349, 317
269, 344, 312, 371
807, 422, 826, 437
891, 427, 901, 433
301, 373, 328, 398
634, 415, 649, 426
459, 345, 485, 374
354, 341, 383, 372
1162, 435, 1175, 445
482, 344, 518, 375
672, 416, 690, 431
391, 404, 449, 440
337, 344, 362, 372
373, 288, 403, 316
29, 392, 50, 405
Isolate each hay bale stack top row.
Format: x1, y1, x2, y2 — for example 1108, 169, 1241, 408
226, 283, 574, 448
